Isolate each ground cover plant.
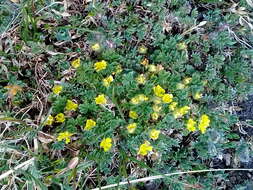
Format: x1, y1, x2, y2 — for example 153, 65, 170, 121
0, 0, 253, 189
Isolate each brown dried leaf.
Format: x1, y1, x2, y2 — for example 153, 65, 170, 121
38, 131, 54, 144
67, 157, 79, 169
4, 85, 22, 99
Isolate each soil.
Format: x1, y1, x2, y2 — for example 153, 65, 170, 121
236, 95, 253, 121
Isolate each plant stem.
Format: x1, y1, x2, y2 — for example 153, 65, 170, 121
91, 168, 253, 190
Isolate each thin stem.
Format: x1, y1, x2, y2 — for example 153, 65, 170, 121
112, 87, 125, 121
91, 168, 253, 190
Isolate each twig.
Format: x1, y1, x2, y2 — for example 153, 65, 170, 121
91, 168, 253, 190
0, 158, 35, 181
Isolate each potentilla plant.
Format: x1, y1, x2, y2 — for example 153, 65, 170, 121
44, 45, 215, 162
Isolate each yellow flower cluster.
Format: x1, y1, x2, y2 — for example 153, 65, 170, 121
95, 94, 107, 105
198, 114, 210, 134
131, 94, 148, 105
138, 141, 153, 156
153, 85, 173, 103
127, 123, 137, 133
84, 119, 96, 130
57, 131, 73, 144
186, 114, 210, 134
52, 85, 63, 95
71, 58, 81, 69
44, 113, 65, 125
94, 60, 107, 72
100, 137, 112, 152
103, 75, 114, 87
65, 100, 78, 111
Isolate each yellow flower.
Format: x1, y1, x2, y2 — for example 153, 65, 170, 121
52, 85, 63, 95
127, 123, 137, 133
131, 94, 148, 105
94, 60, 107, 72
131, 97, 139, 105
91, 43, 100, 51
115, 65, 123, 74
149, 129, 160, 140
129, 111, 138, 119
136, 74, 146, 84
176, 83, 185, 90
153, 85, 165, 97
138, 141, 153, 156
148, 65, 157, 72
173, 106, 190, 119
193, 92, 202, 100
95, 94, 107, 105
71, 58, 81, 69
177, 42, 187, 50
152, 104, 162, 113
138, 46, 148, 54
84, 119, 96, 130
186, 118, 196, 132
151, 112, 159, 120
57, 131, 73, 144
169, 102, 178, 111
65, 100, 78, 111
198, 114, 210, 134
100, 137, 112, 152
162, 93, 173, 103
103, 75, 114, 87
183, 77, 192, 85
44, 115, 54, 126
140, 58, 149, 66
55, 113, 65, 123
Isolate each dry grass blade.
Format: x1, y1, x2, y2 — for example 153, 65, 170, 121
0, 158, 35, 181
91, 168, 253, 190
246, 0, 253, 8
